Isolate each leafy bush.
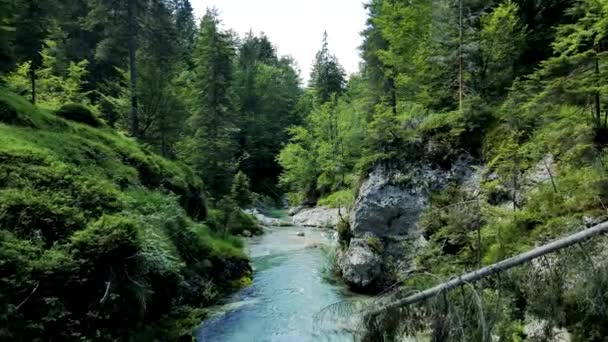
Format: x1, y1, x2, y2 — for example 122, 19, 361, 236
318, 188, 355, 208
206, 198, 262, 236
0, 90, 248, 340
230, 170, 253, 208
55, 103, 103, 127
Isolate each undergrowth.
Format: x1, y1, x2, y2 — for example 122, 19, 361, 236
0, 89, 250, 340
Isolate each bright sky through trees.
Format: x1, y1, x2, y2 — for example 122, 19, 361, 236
191, 0, 367, 82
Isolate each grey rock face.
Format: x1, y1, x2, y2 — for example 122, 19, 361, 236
341, 160, 473, 291
292, 206, 343, 228
350, 167, 427, 239
339, 237, 382, 289
523, 154, 556, 189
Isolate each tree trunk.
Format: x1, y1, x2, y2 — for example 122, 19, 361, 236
595, 53, 601, 128
388, 76, 397, 115
368, 221, 608, 315
544, 155, 558, 193
127, 0, 139, 138
30, 67, 36, 104
458, 0, 464, 112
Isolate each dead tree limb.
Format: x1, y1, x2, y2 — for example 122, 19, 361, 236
100, 280, 111, 304
16, 283, 39, 311
369, 221, 608, 316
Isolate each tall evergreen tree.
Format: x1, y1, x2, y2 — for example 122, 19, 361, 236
309, 32, 346, 104
138, 0, 184, 156
86, 0, 145, 136
0, 0, 17, 74
174, 0, 197, 66
181, 9, 238, 197
13, 0, 55, 104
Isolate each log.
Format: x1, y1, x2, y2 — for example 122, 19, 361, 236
369, 221, 608, 315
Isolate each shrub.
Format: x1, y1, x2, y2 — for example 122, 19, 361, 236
55, 103, 102, 127
206, 198, 262, 236
337, 219, 352, 247
230, 171, 253, 208
70, 215, 140, 263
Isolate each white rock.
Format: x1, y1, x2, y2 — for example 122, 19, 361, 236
292, 206, 343, 228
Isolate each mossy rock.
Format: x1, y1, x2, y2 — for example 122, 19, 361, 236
55, 103, 103, 127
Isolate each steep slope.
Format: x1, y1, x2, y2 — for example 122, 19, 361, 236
0, 90, 250, 340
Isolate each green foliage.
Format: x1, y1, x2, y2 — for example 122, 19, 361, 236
207, 198, 262, 237
318, 189, 356, 208
55, 103, 102, 127
230, 171, 253, 208
4, 39, 92, 110
278, 77, 368, 205
309, 32, 346, 103
0, 89, 247, 340
179, 9, 238, 197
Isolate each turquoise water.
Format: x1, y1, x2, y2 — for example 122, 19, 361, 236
196, 227, 356, 342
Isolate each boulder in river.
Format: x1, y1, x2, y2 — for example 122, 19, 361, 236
297, 231, 305, 237
292, 206, 343, 228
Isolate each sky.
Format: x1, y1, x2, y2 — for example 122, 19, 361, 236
190, 0, 368, 83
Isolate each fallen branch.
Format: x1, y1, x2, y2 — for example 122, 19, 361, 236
369, 221, 608, 316
16, 283, 39, 311
100, 280, 111, 304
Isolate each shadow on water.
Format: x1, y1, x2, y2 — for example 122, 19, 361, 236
196, 226, 358, 342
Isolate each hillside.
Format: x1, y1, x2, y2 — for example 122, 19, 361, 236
0, 90, 250, 340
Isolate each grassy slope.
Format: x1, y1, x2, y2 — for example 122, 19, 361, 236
0, 90, 250, 340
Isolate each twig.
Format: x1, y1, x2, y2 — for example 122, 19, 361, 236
16, 283, 39, 311
100, 280, 111, 304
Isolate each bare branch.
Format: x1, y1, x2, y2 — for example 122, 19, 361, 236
100, 280, 112, 304
369, 221, 608, 316
16, 283, 39, 311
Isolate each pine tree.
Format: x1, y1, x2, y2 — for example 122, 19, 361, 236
86, 0, 145, 137
13, 0, 55, 104
181, 9, 238, 197
309, 32, 346, 104
234, 32, 302, 197
174, 0, 197, 66
137, 0, 183, 157
230, 171, 253, 208
478, 1, 527, 100
0, 0, 17, 74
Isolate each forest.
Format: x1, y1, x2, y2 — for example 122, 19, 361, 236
2, 0, 608, 340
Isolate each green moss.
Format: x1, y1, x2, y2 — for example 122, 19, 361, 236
366, 235, 384, 253
231, 274, 253, 288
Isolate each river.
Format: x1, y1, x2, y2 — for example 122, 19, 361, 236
196, 225, 357, 342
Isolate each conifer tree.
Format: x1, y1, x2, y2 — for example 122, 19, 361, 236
13, 0, 54, 104
309, 32, 346, 104
181, 9, 238, 197
174, 0, 197, 66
